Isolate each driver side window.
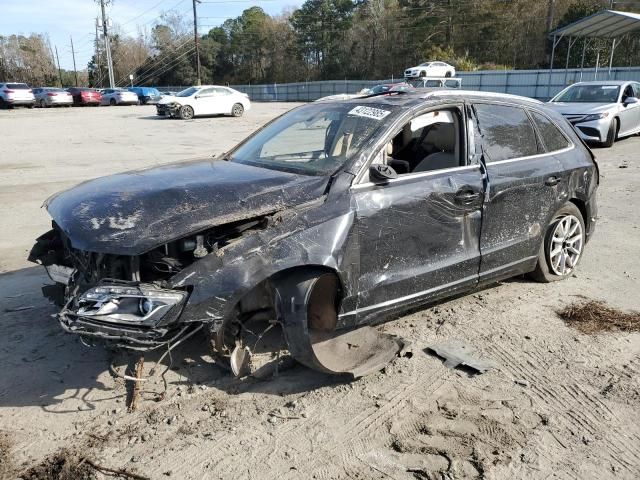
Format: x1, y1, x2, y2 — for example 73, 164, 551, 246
379, 107, 463, 176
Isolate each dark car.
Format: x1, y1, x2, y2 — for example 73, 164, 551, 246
66, 87, 102, 106
29, 90, 598, 377
129, 86, 163, 105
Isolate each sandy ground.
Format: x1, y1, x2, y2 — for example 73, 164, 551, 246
0, 104, 639, 480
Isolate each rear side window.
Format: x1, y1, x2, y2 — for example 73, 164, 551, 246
474, 104, 538, 162
530, 111, 570, 152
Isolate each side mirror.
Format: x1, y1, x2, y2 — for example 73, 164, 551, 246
194, 95, 200, 99
369, 164, 398, 183
624, 96, 639, 106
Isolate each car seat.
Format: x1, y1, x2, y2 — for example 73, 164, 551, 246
413, 123, 458, 172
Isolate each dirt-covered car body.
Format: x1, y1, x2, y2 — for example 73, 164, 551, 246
30, 90, 598, 372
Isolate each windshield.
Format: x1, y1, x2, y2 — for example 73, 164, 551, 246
554, 84, 620, 103
176, 87, 198, 97
230, 102, 397, 176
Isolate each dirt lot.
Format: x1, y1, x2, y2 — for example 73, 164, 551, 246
0, 104, 639, 480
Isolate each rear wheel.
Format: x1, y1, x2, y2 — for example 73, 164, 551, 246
0, 98, 7, 109
602, 118, 618, 148
179, 105, 194, 120
109, 98, 116, 106
445, 71, 453, 77
39, 99, 46, 108
231, 103, 244, 117
529, 203, 585, 283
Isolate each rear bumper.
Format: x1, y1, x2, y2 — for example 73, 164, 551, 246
47, 98, 73, 105
7, 99, 35, 105
78, 98, 100, 105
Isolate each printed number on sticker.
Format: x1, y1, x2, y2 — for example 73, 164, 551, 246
349, 106, 391, 120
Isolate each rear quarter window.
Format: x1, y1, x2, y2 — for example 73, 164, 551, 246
474, 104, 538, 162
530, 111, 570, 152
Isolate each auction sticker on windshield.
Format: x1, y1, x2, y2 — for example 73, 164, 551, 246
349, 106, 391, 120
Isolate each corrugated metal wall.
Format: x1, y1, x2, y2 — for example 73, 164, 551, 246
156, 66, 640, 102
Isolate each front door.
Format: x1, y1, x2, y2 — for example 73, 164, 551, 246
618, 84, 640, 136
351, 105, 484, 324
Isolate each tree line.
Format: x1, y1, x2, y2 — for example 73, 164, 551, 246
3, 0, 640, 88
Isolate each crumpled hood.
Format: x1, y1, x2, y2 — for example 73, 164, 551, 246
46, 159, 329, 255
546, 102, 616, 116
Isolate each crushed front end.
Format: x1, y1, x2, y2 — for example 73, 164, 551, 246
29, 224, 198, 350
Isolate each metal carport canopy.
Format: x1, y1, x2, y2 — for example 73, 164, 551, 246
546, 9, 640, 97
550, 9, 640, 39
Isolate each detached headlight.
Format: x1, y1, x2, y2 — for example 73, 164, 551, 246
76, 284, 186, 325
582, 112, 609, 122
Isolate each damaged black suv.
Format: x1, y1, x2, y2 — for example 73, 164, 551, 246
30, 90, 598, 377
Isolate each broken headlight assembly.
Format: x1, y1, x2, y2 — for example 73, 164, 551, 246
75, 284, 187, 326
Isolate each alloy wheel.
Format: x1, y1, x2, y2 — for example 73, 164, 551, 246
548, 214, 583, 276
232, 104, 244, 117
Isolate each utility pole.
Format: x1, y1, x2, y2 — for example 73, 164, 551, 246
54, 45, 64, 87
70, 36, 79, 86
99, 0, 115, 88
192, 0, 202, 85
95, 18, 102, 88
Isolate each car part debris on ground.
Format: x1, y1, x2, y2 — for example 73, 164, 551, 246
427, 340, 497, 374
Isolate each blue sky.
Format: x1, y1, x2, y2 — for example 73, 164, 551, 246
0, 0, 303, 70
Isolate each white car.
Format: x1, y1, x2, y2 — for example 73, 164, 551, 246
0, 82, 35, 109
100, 88, 139, 106
156, 85, 251, 119
547, 81, 640, 147
404, 61, 456, 79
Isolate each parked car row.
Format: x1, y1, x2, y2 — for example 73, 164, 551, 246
0, 83, 167, 109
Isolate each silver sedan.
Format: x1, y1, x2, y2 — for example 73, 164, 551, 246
33, 87, 73, 108
547, 80, 640, 147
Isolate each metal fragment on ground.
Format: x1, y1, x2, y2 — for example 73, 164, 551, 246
427, 340, 496, 374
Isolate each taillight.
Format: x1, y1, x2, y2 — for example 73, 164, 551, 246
47, 93, 57, 96
3, 89, 14, 94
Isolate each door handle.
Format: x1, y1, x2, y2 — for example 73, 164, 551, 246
544, 176, 561, 187
454, 189, 481, 205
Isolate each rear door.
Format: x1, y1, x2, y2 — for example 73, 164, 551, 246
471, 102, 567, 283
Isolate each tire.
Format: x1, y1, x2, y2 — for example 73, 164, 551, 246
27, 103, 34, 109
602, 118, 618, 148
445, 71, 453, 77
179, 105, 194, 120
419, 70, 426, 78
529, 203, 585, 283
39, 99, 46, 108
109, 98, 116, 106
231, 103, 244, 117
0, 98, 7, 109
